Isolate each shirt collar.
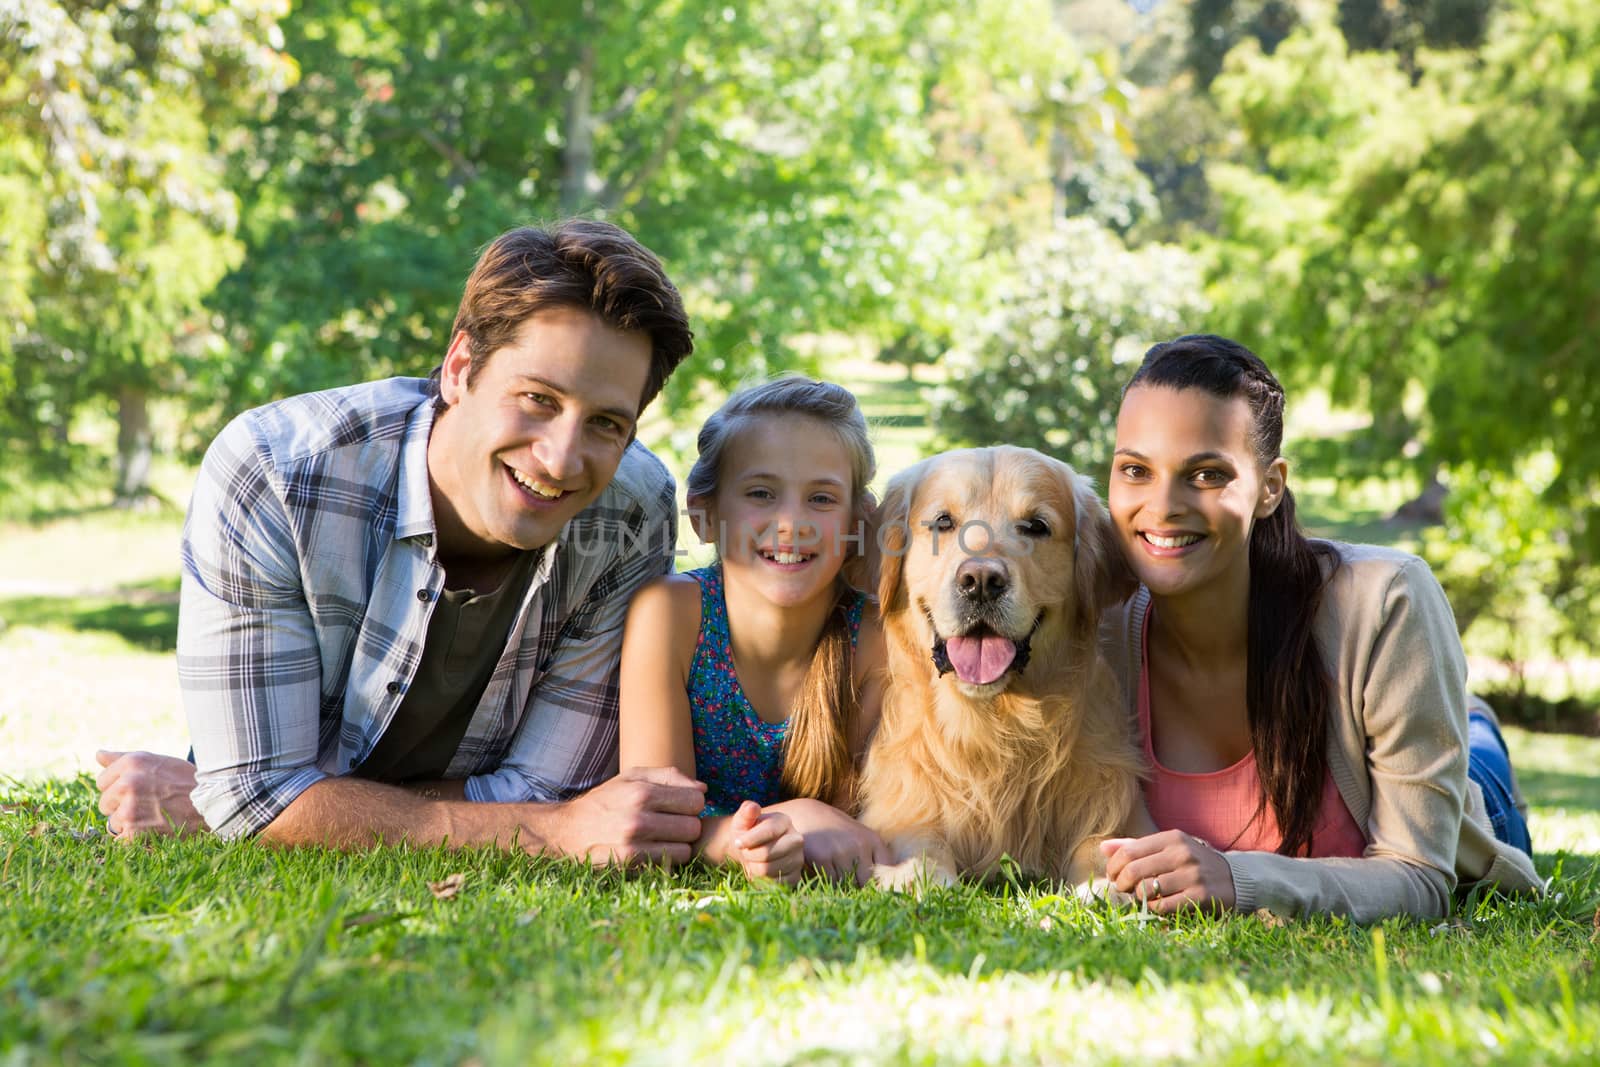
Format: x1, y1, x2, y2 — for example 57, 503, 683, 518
393, 396, 440, 544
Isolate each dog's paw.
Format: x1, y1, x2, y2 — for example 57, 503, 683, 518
1072, 877, 1137, 908
872, 857, 958, 894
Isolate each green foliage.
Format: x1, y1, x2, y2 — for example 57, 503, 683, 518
201, 0, 1130, 439
2, 774, 1598, 1063
1423, 459, 1600, 706
1184, 0, 1306, 87
930, 217, 1208, 472
1339, 0, 1499, 59
0, 1, 294, 490
1203, 0, 1600, 658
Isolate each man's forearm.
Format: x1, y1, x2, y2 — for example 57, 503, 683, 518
257, 776, 562, 852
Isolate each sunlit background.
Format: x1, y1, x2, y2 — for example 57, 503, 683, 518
3, 0, 1596, 771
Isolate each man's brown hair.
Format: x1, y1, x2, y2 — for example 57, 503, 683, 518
435, 219, 693, 412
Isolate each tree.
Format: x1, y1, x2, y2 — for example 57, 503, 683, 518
1184, 0, 1305, 87
202, 0, 1159, 441
930, 216, 1208, 471
0, 1, 293, 503
198, 2, 1010, 426
1338, 0, 1498, 76
1203, 0, 1600, 653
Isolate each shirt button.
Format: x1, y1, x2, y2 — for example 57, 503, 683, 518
387, 681, 402, 695
416, 588, 431, 602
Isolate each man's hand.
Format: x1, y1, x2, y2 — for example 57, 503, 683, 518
95, 750, 205, 838
768, 797, 892, 885
726, 800, 804, 884
1100, 830, 1237, 914
547, 766, 706, 867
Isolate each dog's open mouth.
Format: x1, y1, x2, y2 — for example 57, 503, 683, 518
928, 610, 1043, 686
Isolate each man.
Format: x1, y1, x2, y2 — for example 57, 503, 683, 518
97, 220, 708, 865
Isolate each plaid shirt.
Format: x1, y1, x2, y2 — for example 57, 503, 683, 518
179, 378, 676, 838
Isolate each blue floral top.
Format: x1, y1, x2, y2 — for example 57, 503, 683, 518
686, 564, 866, 816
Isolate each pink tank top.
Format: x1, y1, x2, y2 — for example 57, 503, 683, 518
1138, 609, 1367, 857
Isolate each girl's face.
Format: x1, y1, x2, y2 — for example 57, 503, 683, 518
698, 414, 858, 610
1109, 385, 1285, 603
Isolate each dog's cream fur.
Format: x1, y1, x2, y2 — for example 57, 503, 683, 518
860, 447, 1154, 889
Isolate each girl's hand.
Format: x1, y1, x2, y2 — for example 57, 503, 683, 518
727, 801, 805, 884
1099, 830, 1236, 914
768, 797, 892, 885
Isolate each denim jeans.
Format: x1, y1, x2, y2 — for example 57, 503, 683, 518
1468, 710, 1533, 856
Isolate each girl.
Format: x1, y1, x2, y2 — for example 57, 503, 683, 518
619, 377, 889, 884
1097, 334, 1541, 921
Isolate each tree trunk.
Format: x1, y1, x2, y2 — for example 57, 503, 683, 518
114, 384, 154, 507
1390, 470, 1448, 525
559, 24, 596, 216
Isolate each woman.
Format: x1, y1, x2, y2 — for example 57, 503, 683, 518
1097, 334, 1540, 921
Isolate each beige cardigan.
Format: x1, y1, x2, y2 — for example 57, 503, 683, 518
1100, 541, 1543, 921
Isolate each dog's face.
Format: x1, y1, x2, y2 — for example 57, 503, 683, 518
876, 447, 1133, 699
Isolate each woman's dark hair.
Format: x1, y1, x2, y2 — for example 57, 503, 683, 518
1124, 334, 1340, 858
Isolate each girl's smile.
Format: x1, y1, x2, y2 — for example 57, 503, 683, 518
701, 413, 856, 610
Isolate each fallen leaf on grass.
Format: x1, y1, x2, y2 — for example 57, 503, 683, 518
428, 873, 467, 900
1253, 908, 1290, 929
515, 908, 541, 927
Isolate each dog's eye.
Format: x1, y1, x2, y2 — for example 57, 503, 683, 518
1017, 517, 1051, 538
930, 512, 956, 533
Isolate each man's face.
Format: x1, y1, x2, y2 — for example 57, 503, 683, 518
427, 306, 652, 559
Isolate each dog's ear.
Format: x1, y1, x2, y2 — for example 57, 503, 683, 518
1072, 471, 1136, 619
874, 465, 918, 613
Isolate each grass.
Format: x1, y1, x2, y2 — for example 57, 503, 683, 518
0, 507, 187, 782
3, 373, 1599, 1063
2, 772, 1599, 1064
0, 577, 180, 652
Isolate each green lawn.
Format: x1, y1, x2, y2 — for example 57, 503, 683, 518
3, 389, 1598, 1064
3, 520, 1599, 1064
2, 772, 1598, 1065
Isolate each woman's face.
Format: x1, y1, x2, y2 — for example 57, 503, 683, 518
1108, 384, 1285, 602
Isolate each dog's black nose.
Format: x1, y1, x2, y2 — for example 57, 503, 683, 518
956, 558, 1008, 603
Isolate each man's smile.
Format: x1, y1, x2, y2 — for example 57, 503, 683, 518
506, 464, 571, 502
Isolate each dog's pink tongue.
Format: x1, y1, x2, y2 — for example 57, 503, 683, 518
945, 635, 1017, 685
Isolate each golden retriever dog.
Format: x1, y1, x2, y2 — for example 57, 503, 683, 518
859, 446, 1154, 891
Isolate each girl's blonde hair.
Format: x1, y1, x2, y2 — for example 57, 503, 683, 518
686, 375, 876, 808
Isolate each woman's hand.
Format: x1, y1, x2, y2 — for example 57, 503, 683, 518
767, 797, 892, 885
1100, 830, 1236, 914
726, 801, 805, 884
